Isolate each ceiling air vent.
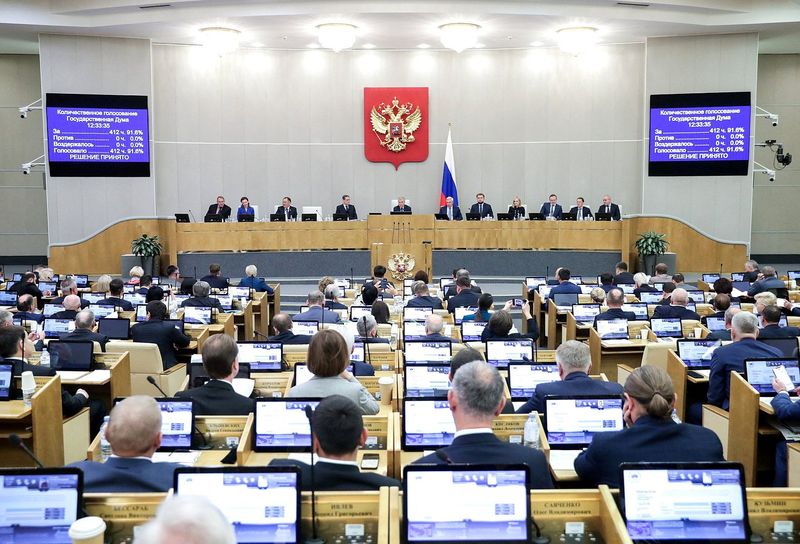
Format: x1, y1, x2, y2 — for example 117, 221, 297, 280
139, 4, 172, 9
616, 2, 650, 6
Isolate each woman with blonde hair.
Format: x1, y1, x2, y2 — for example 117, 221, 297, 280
574, 366, 723, 487
93, 274, 113, 293
129, 266, 144, 284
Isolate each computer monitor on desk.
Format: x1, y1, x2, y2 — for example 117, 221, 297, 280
174, 213, 190, 223
595, 213, 612, 221
204, 214, 222, 223
238, 214, 255, 222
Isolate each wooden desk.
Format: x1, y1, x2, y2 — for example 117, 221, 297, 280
302, 489, 390, 544
252, 291, 270, 339
233, 299, 255, 341
0, 376, 63, 467
59, 352, 131, 410
84, 493, 166, 544
588, 327, 649, 382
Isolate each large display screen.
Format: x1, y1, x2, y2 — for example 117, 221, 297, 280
649, 92, 751, 176
46, 93, 150, 177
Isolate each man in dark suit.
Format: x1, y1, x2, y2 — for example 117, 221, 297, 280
706, 307, 738, 341
597, 194, 621, 220
443, 269, 482, 300
480, 304, 539, 343
652, 288, 701, 321
268, 313, 312, 344
58, 309, 109, 352
270, 395, 399, 490
176, 334, 255, 415
99, 278, 135, 311
323, 284, 348, 310
747, 266, 786, 296
446, 276, 480, 314
413, 361, 553, 489
759, 304, 800, 338
568, 197, 593, 221
132, 301, 191, 369
633, 273, 658, 300
517, 340, 623, 414
392, 196, 412, 213
593, 288, 637, 328
701, 293, 731, 327
549, 268, 582, 296
421, 314, 454, 343
743, 259, 760, 283
14, 294, 43, 323
51, 294, 81, 320
649, 262, 673, 285
181, 281, 223, 311
439, 196, 462, 220
206, 195, 231, 220
335, 194, 358, 220
70, 396, 182, 492
406, 281, 443, 309
50, 278, 89, 309
294, 291, 342, 324
469, 192, 493, 218
598, 273, 615, 294
356, 314, 390, 344
540, 193, 562, 220
770, 378, 800, 485
613, 261, 635, 285
13, 272, 45, 311
275, 196, 298, 220
200, 263, 229, 290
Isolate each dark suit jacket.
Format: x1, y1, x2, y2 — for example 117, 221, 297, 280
406, 296, 443, 310
269, 459, 399, 491
701, 311, 726, 326
176, 379, 255, 415
14, 282, 44, 310
743, 270, 760, 283
294, 306, 341, 324
181, 296, 223, 311
539, 202, 563, 219
706, 329, 732, 341
516, 372, 623, 415
652, 305, 701, 321
707, 338, 782, 408
574, 416, 724, 488
131, 319, 191, 369
747, 276, 787, 296
772, 392, 800, 422
325, 301, 348, 310
421, 333, 453, 343
438, 206, 462, 220
469, 202, 494, 218
613, 272, 635, 285
51, 310, 78, 320
58, 328, 109, 351
268, 331, 312, 344
239, 276, 274, 294
633, 284, 658, 299
481, 317, 540, 343
443, 285, 481, 301
508, 206, 526, 218
414, 433, 554, 489
206, 203, 232, 219
275, 205, 298, 220
200, 275, 229, 290
352, 361, 375, 377
335, 204, 358, 220
446, 290, 480, 313
596, 202, 621, 220
51, 295, 90, 309
70, 457, 181, 493
6, 357, 56, 377
593, 308, 637, 328
98, 296, 134, 311
392, 205, 412, 213
14, 311, 43, 323
568, 206, 593, 220
549, 281, 582, 295
758, 324, 800, 338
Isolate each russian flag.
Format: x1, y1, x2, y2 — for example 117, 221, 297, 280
440, 128, 459, 207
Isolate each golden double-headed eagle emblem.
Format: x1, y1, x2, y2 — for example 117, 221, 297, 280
370, 97, 423, 153
387, 252, 416, 281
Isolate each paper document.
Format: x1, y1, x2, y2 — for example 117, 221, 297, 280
549, 450, 581, 471
152, 451, 201, 465
56, 371, 89, 381
76, 370, 111, 383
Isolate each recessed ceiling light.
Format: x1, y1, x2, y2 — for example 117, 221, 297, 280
316, 23, 358, 52
474, 43, 486, 48
361, 43, 376, 49
439, 22, 481, 53
530, 41, 544, 47
556, 26, 599, 56
417, 43, 431, 49
199, 27, 241, 55
307, 42, 321, 49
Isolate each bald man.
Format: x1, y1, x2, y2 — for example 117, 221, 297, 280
70, 396, 182, 492
51, 294, 81, 320
651, 288, 701, 321
423, 314, 453, 343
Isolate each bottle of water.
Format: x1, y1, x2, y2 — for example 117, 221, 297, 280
39, 347, 50, 368
523, 411, 541, 449
99, 416, 112, 462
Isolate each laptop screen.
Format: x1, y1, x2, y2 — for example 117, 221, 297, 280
537, 285, 552, 300
677, 339, 721, 368
229, 286, 251, 300
163, 318, 185, 334
404, 320, 427, 341
351, 341, 365, 363
98, 318, 130, 340
622, 303, 649, 320
702, 273, 721, 283
38, 281, 58, 294
596, 319, 628, 339
405, 341, 452, 364
759, 338, 799, 358
544, 396, 624, 448
213, 294, 233, 311
403, 465, 531, 543
788, 271, 800, 281
157, 398, 194, 450
439, 278, 454, 291
135, 304, 148, 322
705, 316, 726, 332
403, 398, 455, 450
453, 306, 478, 325
639, 291, 663, 303
620, 463, 748, 543
291, 320, 319, 336
123, 293, 146, 306
525, 276, 546, 289
174, 294, 190, 306
254, 398, 320, 452
69, 274, 89, 288
42, 318, 73, 339
48, 341, 93, 371
404, 365, 450, 398
745, 358, 800, 395
404, 306, 433, 320
88, 303, 115, 319
552, 293, 579, 309
730, 272, 746, 282
237, 342, 282, 372
349, 305, 372, 322
650, 318, 683, 338
686, 290, 706, 304
460, 321, 487, 341
0, 364, 12, 400
43, 303, 62, 317
508, 363, 559, 400
731, 281, 751, 292
174, 467, 300, 544
0, 291, 17, 306
572, 304, 600, 323
184, 306, 213, 325
189, 361, 250, 388
0, 469, 82, 544
485, 339, 533, 368
616, 283, 636, 295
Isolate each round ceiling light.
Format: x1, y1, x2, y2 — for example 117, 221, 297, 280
439, 23, 481, 53
199, 27, 242, 55
556, 26, 599, 56
317, 23, 358, 52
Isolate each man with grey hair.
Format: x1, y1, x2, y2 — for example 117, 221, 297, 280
747, 265, 786, 296
294, 290, 341, 323
444, 268, 481, 301
70, 395, 182, 492
517, 340, 623, 414
593, 288, 636, 328
324, 284, 347, 310
269, 313, 312, 345
406, 281, 443, 309
181, 280, 223, 310
423, 313, 453, 343
706, 307, 741, 341
356, 314, 389, 344
51, 278, 89, 309
51, 294, 82, 320
0, 310, 13, 327
135, 495, 236, 544
393, 196, 411, 213
413, 361, 553, 488
743, 259, 760, 283
652, 287, 701, 321
58, 309, 109, 351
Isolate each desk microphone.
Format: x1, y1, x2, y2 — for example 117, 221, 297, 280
189, 209, 197, 222
10, 433, 44, 468
546, 265, 550, 281
361, 316, 372, 373
303, 405, 325, 544
350, 268, 354, 292
434, 449, 453, 464
146, 376, 211, 450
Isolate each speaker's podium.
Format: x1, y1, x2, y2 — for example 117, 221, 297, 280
368, 215, 433, 283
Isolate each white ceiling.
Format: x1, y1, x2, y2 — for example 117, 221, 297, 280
0, 0, 799, 54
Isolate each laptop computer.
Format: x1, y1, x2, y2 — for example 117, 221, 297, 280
595, 213, 612, 221
745, 358, 800, 397
638, 291, 663, 303
730, 272, 746, 282
98, 317, 131, 340
174, 466, 301, 544
301, 213, 317, 222
174, 213, 190, 223
43, 303, 62, 317
404, 340, 452, 364
292, 320, 319, 336
544, 395, 625, 469
622, 303, 649, 321
787, 270, 800, 281
650, 318, 683, 338
686, 290, 705, 304
156, 398, 194, 451
485, 338, 533, 369
453, 306, 478, 325
508, 363, 558, 401
38, 281, 58, 294
0, 290, 17, 306
268, 213, 285, 222
213, 294, 233, 311
403, 320, 427, 341
615, 283, 636, 295
619, 462, 749, 544
204, 214, 222, 222
123, 292, 146, 306
189, 361, 250, 389
705, 316, 726, 332
183, 306, 213, 325
41, 318, 74, 339
561, 212, 576, 221
529, 212, 545, 221
163, 318, 185, 334
465, 213, 481, 221
0, 364, 14, 401
332, 213, 348, 221
238, 214, 255, 222
135, 303, 148, 322
349, 305, 372, 322
69, 274, 89, 288
403, 364, 450, 398
595, 318, 628, 340
0, 468, 83, 544
759, 337, 799, 358
228, 286, 251, 300
525, 276, 546, 290
460, 321, 487, 341
676, 339, 721, 371
237, 341, 283, 372
433, 213, 449, 220
403, 464, 531, 544
702, 273, 721, 283
48, 341, 93, 371
496, 213, 513, 221
404, 306, 433, 320
552, 293, 579, 310
253, 398, 321, 452
402, 398, 455, 450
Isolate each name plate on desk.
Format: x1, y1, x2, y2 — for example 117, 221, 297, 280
749, 497, 800, 516
532, 494, 601, 518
